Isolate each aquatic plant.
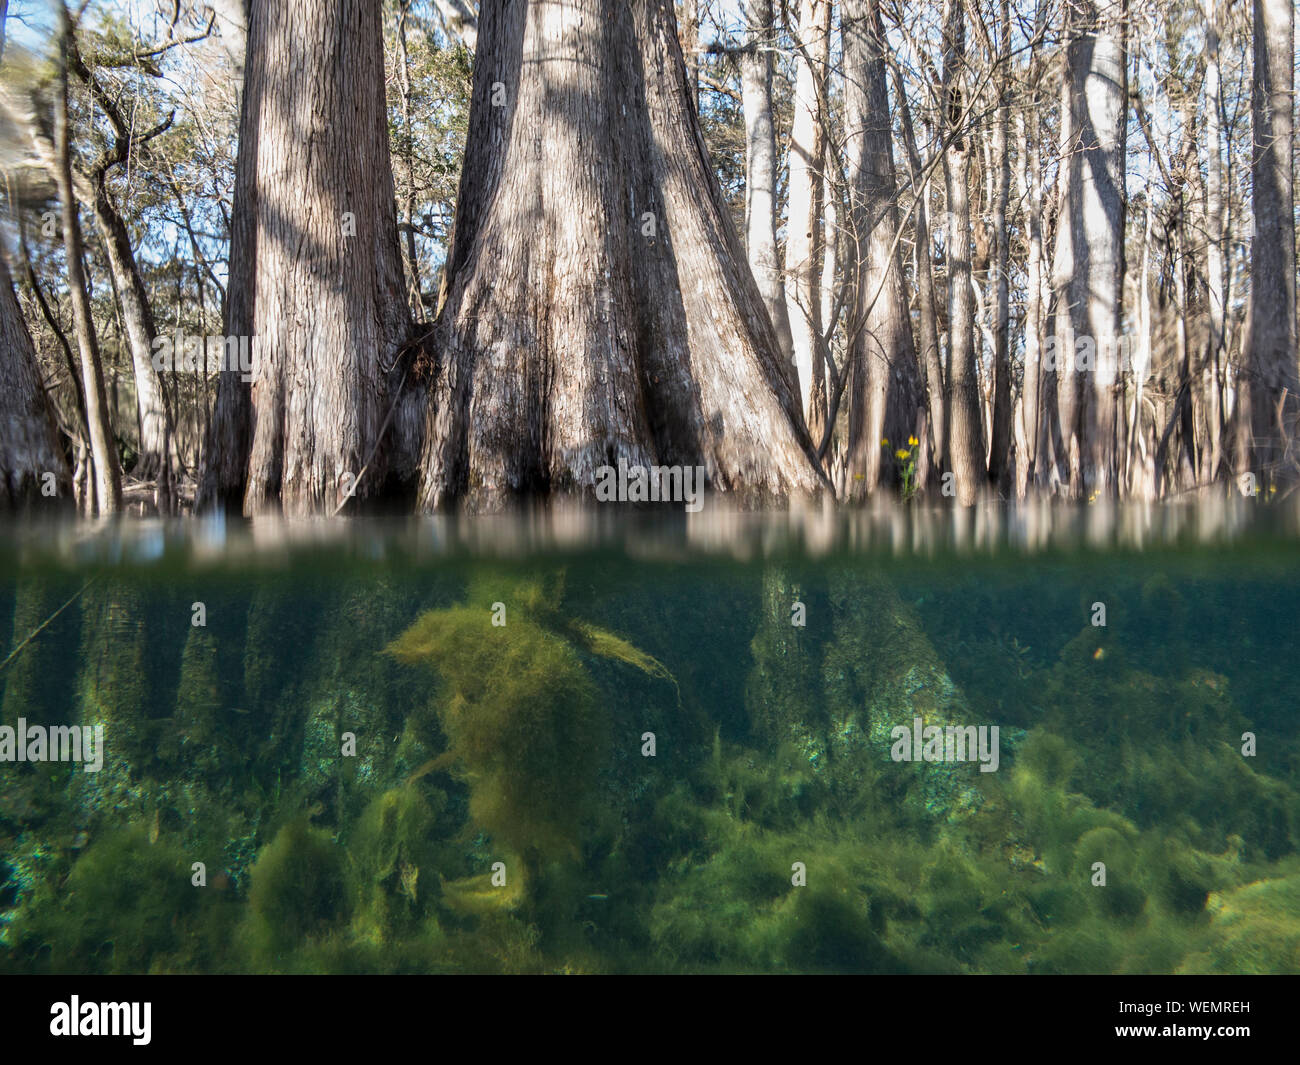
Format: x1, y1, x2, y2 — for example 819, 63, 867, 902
4, 556, 1299, 976
348, 784, 449, 941
244, 817, 350, 961
384, 589, 608, 866
1182, 871, 1300, 974
8, 824, 233, 973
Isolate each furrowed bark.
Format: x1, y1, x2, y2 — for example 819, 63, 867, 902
418, 0, 826, 513
201, 0, 413, 516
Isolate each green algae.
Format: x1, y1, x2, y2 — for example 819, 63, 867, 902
244, 817, 351, 961
383, 601, 606, 861
1, 550, 1298, 974
7, 823, 237, 974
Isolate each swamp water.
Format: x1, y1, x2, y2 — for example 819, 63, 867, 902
1, 514, 1298, 974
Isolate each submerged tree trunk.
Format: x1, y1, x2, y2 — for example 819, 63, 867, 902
1237, 0, 1298, 487
842, 0, 924, 497
201, 0, 413, 516
418, 0, 826, 512
740, 0, 793, 361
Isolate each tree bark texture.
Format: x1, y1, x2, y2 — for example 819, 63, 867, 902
418, 0, 826, 512
202, 0, 413, 516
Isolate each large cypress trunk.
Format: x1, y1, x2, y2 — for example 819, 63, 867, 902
418, 0, 826, 512
200, 0, 412, 517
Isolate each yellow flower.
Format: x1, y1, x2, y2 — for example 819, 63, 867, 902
880, 438, 889, 447
908, 435, 919, 447
895, 449, 910, 461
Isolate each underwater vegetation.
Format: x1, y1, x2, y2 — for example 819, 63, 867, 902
0, 553, 1298, 974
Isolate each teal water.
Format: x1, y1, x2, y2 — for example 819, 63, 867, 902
1, 513, 1298, 974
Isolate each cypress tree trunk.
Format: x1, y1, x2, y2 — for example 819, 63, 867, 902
1052, 0, 1127, 498
1017, 100, 1047, 496
740, 0, 793, 361
842, 0, 924, 498
784, 0, 830, 442
194, 0, 249, 514
895, 71, 946, 479
987, 0, 1013, 487
941, 0, 984, 504
90, 189, 173, 489
200, 0, 413, 516
418, 0, 826, 512
1237, 0, 1298, 487
65, 41, 176, 496
54, 3, 121, 516
1203, 0, 1226, 485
